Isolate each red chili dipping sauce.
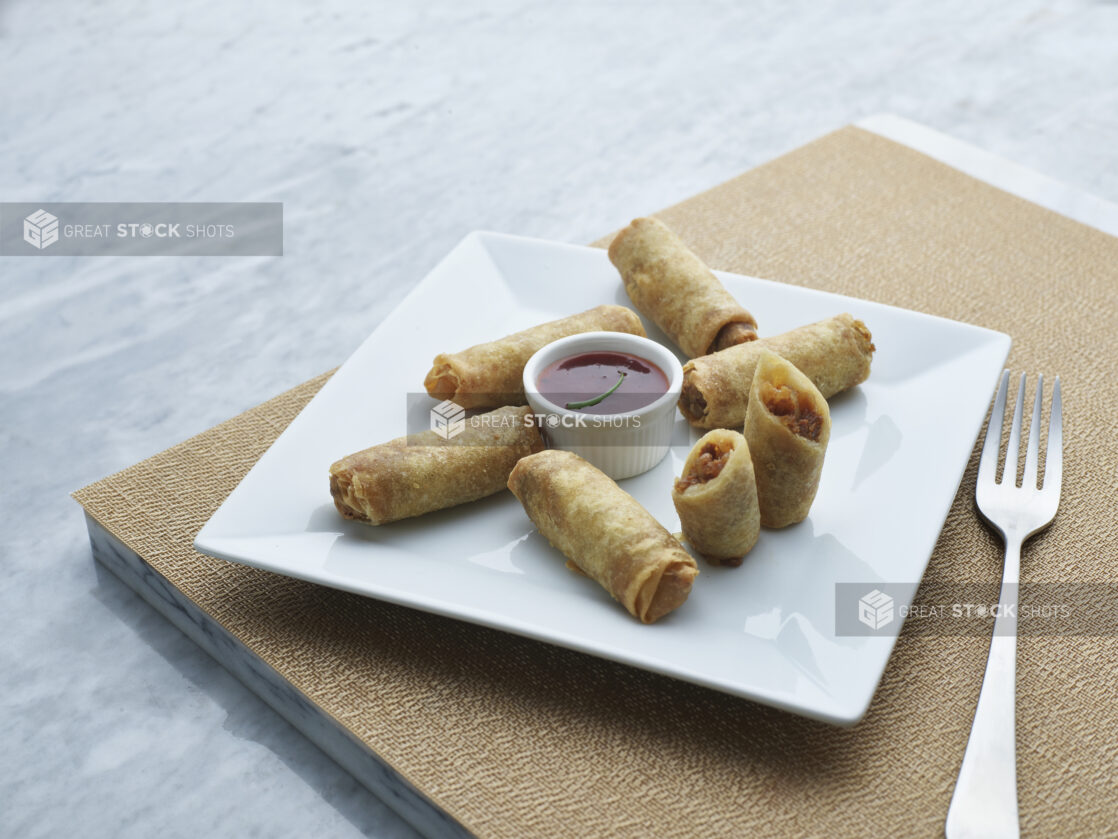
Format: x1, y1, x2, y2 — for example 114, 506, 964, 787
537, 351, 669, 414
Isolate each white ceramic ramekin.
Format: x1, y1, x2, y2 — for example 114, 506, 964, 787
522, 331, 684, 480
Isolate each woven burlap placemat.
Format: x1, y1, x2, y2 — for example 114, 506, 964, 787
74, 127, 1118, 837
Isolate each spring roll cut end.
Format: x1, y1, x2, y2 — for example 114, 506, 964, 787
678, 364, 709, 425
709, 319, 759, 354
671, 428, 760, 565
754, 350, 831, 443
747, 351, 831, 528
760, 381, 827, 442
674, 438, 732, 494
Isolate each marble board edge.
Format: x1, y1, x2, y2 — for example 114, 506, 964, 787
84, 512, 474, 839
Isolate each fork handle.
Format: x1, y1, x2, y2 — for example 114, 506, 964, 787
945, 536, 1021, 839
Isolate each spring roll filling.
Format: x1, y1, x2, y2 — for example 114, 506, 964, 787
760, 382, 824, 441
680, 379, 708, 422
673, 441, 732, 493
709, 321, 759, 354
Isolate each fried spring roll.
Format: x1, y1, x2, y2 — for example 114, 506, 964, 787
507, 449, 698, 623
423, 305, 646, 409
608, 217, 757, 358
671, 429, 760, 566
744, 351, 831, 528
679, 313, 874, 429
330, 406, 544, 525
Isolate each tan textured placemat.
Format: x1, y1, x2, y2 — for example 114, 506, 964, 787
75, 127, 1118, 838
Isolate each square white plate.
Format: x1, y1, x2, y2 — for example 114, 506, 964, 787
196, 231, 1009, 725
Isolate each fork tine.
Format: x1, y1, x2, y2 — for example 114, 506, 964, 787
1045, 377, 1063, 495
1023, 375, 1043, 490
1002, 373, 1027, 486
979, 370, 1010, 486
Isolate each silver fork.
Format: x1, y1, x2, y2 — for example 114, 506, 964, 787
945, 371, 1063, 839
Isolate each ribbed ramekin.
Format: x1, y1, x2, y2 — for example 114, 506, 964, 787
522, 331, 684, 480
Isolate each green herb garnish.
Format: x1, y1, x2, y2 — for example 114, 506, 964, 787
566, 371, 626, 410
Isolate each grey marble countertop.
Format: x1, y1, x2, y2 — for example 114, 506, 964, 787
3, 2, 1117, 837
